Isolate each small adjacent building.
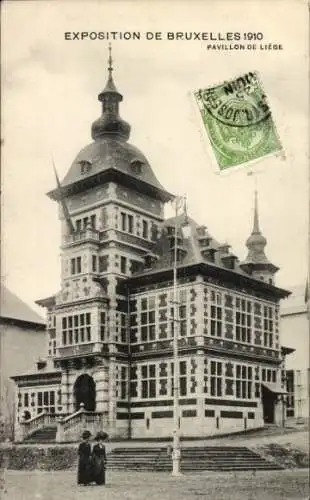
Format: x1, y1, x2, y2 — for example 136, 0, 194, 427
281, 285, 310, 422
11, 53, 293, 442
0, 286, 46, 439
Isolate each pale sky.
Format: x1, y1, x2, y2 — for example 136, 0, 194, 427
1, 0, 309, 316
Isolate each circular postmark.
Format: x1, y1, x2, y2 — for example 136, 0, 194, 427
197, 72, 271, 128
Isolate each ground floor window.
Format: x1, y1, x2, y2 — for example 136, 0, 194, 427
37, 390, 56, 414
286, 370, 295, 417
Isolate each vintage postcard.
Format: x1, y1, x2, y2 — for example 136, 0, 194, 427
1, 1, 309, 499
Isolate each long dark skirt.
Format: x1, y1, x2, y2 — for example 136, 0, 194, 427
91, 444, 107, 485
77, 442, 92, 485
92, 456, 106, 485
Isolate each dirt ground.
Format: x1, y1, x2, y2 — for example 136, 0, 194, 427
2, 469, 309, 500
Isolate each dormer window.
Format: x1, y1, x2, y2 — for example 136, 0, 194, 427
130, 159, 144, 175
199, 238, 209, 247
78, 160, 92, 175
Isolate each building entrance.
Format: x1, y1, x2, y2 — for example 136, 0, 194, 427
73, 374, 96, 411
262, 384, 276, 423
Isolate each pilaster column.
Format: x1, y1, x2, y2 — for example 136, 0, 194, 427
59, 362, 70, 415
108, 355, 117, 434
107, 274, 118, 435
67, 360, 76, 414
196, 349, 205, 424
94, 358, 109, 414
195, 277, 204, 346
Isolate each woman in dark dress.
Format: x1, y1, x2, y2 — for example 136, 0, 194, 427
91, 431, 108, 485
77, 430, 92, 485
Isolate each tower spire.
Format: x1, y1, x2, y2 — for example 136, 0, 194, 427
108, 43, 113, 76
240, 189, 279, 281
91, 46, 131, 141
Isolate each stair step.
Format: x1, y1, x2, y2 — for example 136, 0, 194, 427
106, 445, 284, 472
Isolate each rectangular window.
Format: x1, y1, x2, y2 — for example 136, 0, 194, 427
100, 312, 106, 341
236, 364, 253, 399
44, 391, 49, 406
286, 370, 295, 417
139, 296, 156, 342
179, 304, 187, 336
120, 256, 127, 274
36, 391, 55, 414
120, 366, 127, 400
83, 217, 89, 229
92, 255, 97, 272
128, 215, 134, 234
24, 393, 29, 407
76, 219, 82, 232
62, 313, 92, 345
142, 220, 148, 239
180, 361, 187, 396
90, 214, 96, 229
159, 362, 168, 396
141, 364, 157, 399
120, 313, 127, 343
121, 212, 126, 231
235, 298, 252, 343
210, 291, 223, 338
71, 256, 82, 275
263, 306, 274, 348
210, 360, 222, 397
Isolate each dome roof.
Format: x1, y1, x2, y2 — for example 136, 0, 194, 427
61, 137, 168, 195
48, 49, 173, 203
91, 114, 131, 141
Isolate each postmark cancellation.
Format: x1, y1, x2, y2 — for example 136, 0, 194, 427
194, 72, 283, 171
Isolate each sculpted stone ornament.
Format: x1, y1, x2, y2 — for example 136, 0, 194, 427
194, 71, 283, 170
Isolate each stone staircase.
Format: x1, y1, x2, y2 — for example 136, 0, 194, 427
23, 426, 57, 444
107, 446, 284, 472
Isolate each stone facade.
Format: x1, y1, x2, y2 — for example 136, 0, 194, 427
11, 54, 292, 441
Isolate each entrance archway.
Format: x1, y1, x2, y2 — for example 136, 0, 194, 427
73, 374, 96, 411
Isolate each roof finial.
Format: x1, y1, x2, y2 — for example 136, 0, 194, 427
253, 189, 260, 233
108, 43, 113, 78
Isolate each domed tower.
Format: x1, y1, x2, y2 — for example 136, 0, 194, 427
47, 47, 173, 436
240, 190, 279, 284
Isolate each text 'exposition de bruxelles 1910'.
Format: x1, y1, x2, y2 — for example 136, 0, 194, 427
63, 31, 266, 41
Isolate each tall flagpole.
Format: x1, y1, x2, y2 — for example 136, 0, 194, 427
171, 195, 185, 477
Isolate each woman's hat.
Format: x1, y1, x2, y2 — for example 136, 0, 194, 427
95, 431, 108, 441
81, 430, 92, 439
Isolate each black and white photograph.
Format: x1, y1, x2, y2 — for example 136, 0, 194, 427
1, 0, 309, 498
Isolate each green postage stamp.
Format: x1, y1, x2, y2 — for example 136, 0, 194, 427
193, 72, 283, 171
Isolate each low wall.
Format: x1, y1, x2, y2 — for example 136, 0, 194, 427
0, 442, 309, 471
0, 446, 77, 471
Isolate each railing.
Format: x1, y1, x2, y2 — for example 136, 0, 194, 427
115, 230, 155, 250
63, 228, 99, 246
56, 342, 105, 359
131, 337, 197, 354
56, 404, 108, 443
18, 410, 61, 441
62, 408, 85, 433
17, 406, 107, 443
